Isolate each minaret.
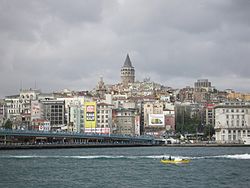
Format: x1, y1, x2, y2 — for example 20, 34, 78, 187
121, 54, 135, 86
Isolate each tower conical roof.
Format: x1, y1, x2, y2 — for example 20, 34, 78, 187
123, 54, 133, 67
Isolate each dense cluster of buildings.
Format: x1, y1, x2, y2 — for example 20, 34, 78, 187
1, 54, 250, 144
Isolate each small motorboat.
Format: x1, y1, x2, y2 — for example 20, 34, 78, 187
160, 157, 190, 164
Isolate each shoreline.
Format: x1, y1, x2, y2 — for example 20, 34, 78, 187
0, 143, 249, 150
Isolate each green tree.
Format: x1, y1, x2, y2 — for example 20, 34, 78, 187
176, 107, 201, 134
203, 124, 215, 139
3, 119, 12, 130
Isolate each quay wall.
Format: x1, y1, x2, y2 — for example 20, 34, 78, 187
0, 143, 249, 150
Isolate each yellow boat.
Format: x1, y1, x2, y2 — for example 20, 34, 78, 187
160, 158, 190, 164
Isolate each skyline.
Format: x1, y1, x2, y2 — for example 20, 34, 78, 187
1, 0, 250, 97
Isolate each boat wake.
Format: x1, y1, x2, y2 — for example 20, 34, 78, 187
159, 154, 250, 160
0, 154, 249, 160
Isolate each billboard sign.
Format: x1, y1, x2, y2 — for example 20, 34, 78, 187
38, 121, 51, 132
84, 102, 96, 129
85, 128, 110, 134
31, 101, 43, 121
149, 114, 165, 126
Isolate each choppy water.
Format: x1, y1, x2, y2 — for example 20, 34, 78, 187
0, 147, 250, 188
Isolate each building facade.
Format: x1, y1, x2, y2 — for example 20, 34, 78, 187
96, 103, 113, 134
0, 100, 5, 127
205, 104, 215, 126
143, 101, 166, 136
214, 102, 250, 143
113, 108, 136, 135
194, 79, 211, 89
41, 100, 66, 131
68, 104, 84, 133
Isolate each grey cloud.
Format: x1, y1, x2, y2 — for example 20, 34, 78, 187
0, 0, 250, 97
43, 0, 103, 24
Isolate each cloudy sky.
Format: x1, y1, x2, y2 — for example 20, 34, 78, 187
1, 0, 250, 97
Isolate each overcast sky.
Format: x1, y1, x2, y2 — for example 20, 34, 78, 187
1, 0, 250, 97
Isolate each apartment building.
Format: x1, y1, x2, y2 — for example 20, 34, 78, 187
96, 103, 113, 134
41, 100, 66, 131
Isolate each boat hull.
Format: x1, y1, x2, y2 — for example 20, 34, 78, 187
160, 159, 190, 164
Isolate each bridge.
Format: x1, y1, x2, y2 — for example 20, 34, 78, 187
0, 129, 157, 149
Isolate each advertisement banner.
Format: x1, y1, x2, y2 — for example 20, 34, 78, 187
84, 102, 96, 129
85, 128, 110, 134
149, 114, 165, 126
31, 101, 42, 121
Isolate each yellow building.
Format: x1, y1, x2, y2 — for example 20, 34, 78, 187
227, 92, 250, 101
84, 102, 96, 132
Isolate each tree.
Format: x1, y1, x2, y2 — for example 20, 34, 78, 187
175, 106, 201, 134
3, 119, 12, 130
203, 124, 215, 140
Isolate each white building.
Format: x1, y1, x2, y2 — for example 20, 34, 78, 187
96, 102, 113, 134
68, 104, 84, 133
214, 102, 250, 143
5, 95, 21, 119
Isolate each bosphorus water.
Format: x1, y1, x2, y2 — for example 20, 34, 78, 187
0, 146, 250, 188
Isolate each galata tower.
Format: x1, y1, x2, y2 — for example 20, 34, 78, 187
121, 54, 135, 86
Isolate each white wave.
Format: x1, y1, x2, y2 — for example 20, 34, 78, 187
146, 154, 250, 160
182, 154, 250, 160
214, 154, 250, 160
0, 155, 139, 159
